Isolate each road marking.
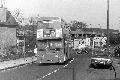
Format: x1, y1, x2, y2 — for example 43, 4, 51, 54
42, 76, 45, 78
54, 70, 57, 73
47, 73, 51, 75
37, 58, 75, 80
51, 71, 54, 74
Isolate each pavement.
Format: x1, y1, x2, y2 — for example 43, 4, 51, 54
0, 56, 37, 70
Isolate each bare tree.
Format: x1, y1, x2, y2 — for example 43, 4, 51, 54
70, 20, 88, 31
12, 9, 24, 24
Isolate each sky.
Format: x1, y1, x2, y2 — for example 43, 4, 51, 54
3, 0, 120, 30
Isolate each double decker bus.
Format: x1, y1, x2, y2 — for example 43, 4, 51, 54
34, 17, 71, 63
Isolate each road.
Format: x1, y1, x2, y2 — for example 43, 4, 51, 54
0, 50, 120, 80
41, 53, 120, 80
0, 63, 66, 80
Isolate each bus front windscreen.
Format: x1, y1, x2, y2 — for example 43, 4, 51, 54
37, 40, 63, 51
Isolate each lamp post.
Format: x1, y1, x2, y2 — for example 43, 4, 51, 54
107, 0, 109, 51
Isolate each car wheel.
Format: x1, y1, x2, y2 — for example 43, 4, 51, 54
109, 66, 113, 70
89, 63, 94, 68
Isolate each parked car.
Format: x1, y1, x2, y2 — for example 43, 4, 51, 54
89, 52, 112, 69
76, 48, 89, 54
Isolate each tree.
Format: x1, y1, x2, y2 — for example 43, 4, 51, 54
109, 32, 120, 46
70, 20, 88, 31
12, 9, 24, 24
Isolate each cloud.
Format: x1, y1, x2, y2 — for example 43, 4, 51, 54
5, 0, 120, 30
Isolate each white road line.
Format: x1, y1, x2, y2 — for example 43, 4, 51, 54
38, 58, 75, 80
54, 70, 57, 73
2, 58, 75, 73
63, 65, 66, 67
42, 76, 45, 78
64, 64, 68, 67
47, 73, 51, 75
51, 71, 54, 74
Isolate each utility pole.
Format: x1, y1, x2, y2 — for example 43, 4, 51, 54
98, 24, 102, 49
90, 24, 94, 54
107, 0, 109, 51
23, 31, 25, 60
98, 24, 102, 36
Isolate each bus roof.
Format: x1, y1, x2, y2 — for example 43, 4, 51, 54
37, 17, 61, 21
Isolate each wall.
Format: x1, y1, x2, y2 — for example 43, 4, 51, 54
0, 26, 16, 55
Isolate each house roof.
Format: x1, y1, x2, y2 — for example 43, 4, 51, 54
0, 8, 18, 27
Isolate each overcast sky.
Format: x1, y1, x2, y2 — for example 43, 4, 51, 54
4, 0, 120, 30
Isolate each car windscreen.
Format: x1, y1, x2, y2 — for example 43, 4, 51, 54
92, 53, 109, 58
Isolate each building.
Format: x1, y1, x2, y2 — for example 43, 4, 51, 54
70, 29, 96, 40
0, 7, 18, 55
0, 7, 7, 22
